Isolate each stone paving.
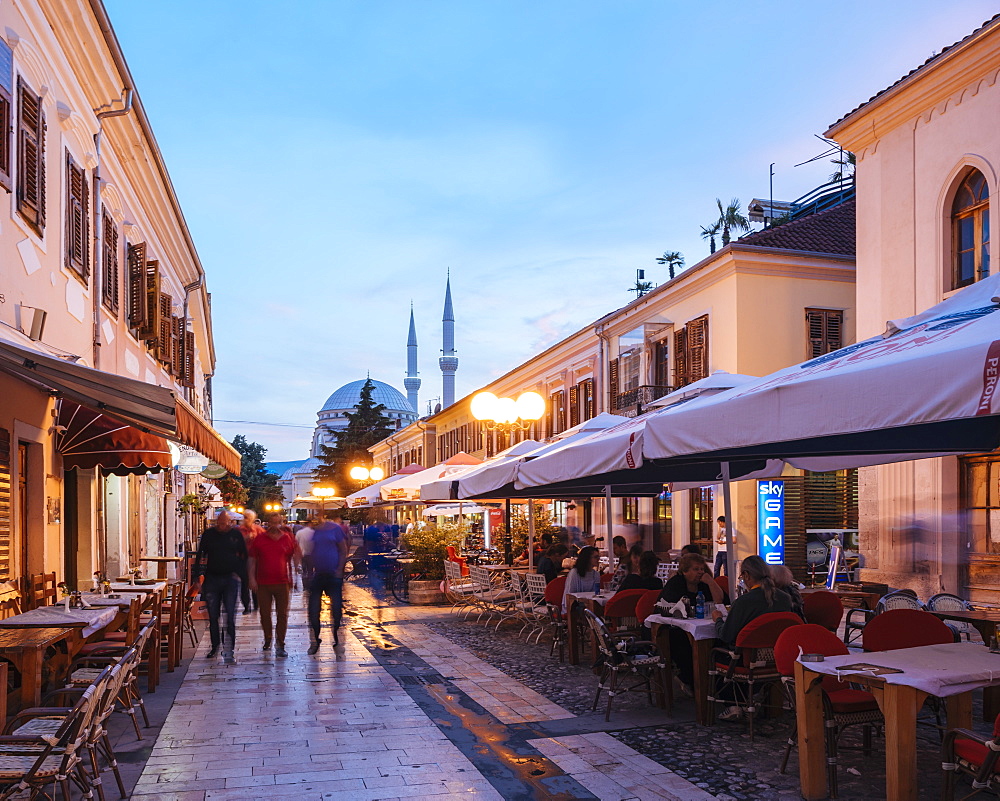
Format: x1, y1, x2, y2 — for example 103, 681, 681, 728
131, 584, 710, 800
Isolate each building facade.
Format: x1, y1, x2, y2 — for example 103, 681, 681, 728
827, 15, 1000, 601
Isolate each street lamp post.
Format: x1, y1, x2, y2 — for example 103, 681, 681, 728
349, 466, 385, 484
311, 486, 337, 520
471, 391, 546, 566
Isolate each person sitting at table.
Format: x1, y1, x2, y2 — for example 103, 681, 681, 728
562, 546, 600, 614
711, 555, 793, 720
657, 552, 724, 696
771, 564, 805, 619
618, 551, 663, 592
607, 536, 630, 591
536, 543, 568, 584
680, 543, 702, 557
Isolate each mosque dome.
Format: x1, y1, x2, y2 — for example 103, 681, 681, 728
320, 379, 414, 414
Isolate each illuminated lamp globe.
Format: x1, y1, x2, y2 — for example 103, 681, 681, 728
515, 391, 545, 421
494, 397, 518, 424
369, 467, 385, 481
349, 466, 369, 481
312, 486, 336, 499
471, 392, 499, 421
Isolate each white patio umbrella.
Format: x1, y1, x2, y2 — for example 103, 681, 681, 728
418, 439, 542, 502
421, 503, 488, 517
379, 453, 482, 503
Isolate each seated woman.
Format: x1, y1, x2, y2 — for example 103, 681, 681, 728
562, 546, 600, 614
656, 553, 723, 697
610, 543, 643, 591
618, 551, 663, 591
711, 555, 793, 720
536, 543, 568, 584
770, 564, 805, 619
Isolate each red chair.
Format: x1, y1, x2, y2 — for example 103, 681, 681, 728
861, 608, 955, 652
601, 589, 646, 633
802, 590, 844, 632
544, 576, 568, 661
635, 590, 660, 627
600, 572, 614, 587
711, 611, 802, 740
774, 624, 882, 797
714, 574, 731, 599
942, 713, 1000, 799
445, 546, 468, 577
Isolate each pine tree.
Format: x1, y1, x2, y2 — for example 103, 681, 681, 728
314, 379, 394, 490
230, 435, 282, 510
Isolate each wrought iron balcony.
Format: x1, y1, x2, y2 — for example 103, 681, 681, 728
612, 385, 673, 417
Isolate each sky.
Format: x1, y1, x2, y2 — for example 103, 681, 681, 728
104, 0, 998, 461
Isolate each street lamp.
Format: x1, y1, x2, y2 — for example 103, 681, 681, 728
311, 486, 336, 519
349, 466, 385, 483
262, 502, 283, 514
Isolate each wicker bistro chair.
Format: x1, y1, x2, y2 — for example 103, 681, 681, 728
543, 576, 568, 661
468, 566, 515, 628
7, 660, 129, 801
709, 611, 802, 740
774, 624, 883, 799
927, 593, 976, 642
523, 572, 552, 644
583, 609, 669, 721
0, 667, 108, 801
443, 560, 476, 613
803, 590, 845, 632
508, 572, 542, 640
843, 589, 924, 645
941, 712, 1000, 800
656, 562, 677, 582
601, 589, 648, 637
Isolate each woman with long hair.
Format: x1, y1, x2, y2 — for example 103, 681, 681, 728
561, 545, 600, 614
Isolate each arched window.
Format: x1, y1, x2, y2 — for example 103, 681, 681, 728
952, 170, 990, 289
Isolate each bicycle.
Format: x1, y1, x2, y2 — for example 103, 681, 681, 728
389, 558, 424, 604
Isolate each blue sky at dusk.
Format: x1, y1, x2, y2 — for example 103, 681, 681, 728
104, 0, 997, 460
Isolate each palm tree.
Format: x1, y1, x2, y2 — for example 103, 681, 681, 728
716, 197, 750, 246
700, 222, 720, 254
829, 150, 856, 184
629, 279, 654, 298
656, 250, 685, 280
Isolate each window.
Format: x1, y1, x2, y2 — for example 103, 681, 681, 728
101, 211, 119, 314
805, 309, 843, 358
548, 390, 565, 436
674, 315, 710, 387
568, 384, 579, 428
64, 151, 88, 279
622, 497, 639, 525
17, 78, 45, 233
952, 169, 990, 289
578, 378, 595, 421
0, 40, 12, 192
653, 340, 670, 387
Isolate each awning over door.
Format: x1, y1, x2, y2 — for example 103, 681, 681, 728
57, 401, 172, 475
0, 335, 240, 474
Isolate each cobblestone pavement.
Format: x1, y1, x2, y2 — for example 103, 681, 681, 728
131, 582, 712, 800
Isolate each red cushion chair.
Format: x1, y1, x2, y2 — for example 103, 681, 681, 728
774, 623, 883, 797
601, 589, 646, 633
942, 713, 1000, 799
714, 574, 731, 599
802, 590, 844, 632
862, 608, 955, 652
543, 575, 568, 661
635, 590, 660, 626
600, 572, 614, 587
445, 546, 468, 577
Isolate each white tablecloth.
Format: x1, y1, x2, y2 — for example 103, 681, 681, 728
644, 614, 717, 640
109, 581, 166, 594
567, 591, 616, 607
801, 641, 1000, 697
0, 606, 118, 637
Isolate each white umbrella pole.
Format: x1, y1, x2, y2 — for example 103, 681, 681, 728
528, 501, 535, 570
459, 502, 466, 550
604, 485, 614, 568
722, 462, 737, 592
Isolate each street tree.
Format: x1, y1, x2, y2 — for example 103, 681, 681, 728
656, 250, 685, 279
314, 378, 394, 491
230, 434, 282, 510
700, 222, 720, 254
629, 278, 654, 298
715, 197, 750, 246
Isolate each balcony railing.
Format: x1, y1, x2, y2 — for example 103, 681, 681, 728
612, 385, 673, 417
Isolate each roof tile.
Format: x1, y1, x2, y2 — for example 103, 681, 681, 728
736, 198, 855, 257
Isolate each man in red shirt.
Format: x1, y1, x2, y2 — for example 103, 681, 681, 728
248, 513, 297, 657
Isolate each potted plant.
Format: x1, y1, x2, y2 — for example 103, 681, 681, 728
404, 520, 467, 604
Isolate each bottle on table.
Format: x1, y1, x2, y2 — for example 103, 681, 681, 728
695, 591, 705, 620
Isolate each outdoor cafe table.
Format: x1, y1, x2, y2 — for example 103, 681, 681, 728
109, 580, 167, 595
0, 606, 118, 637
86, 588, 164, 691
139, 556, 182, 579
795, 641, 1000, 801
645, 613, 717, 725
929, 607, 1000, 719
566, 591, 616, 666
0, 626, 75, 709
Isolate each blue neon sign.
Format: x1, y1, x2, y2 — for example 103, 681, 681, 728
757, 480, 785, 566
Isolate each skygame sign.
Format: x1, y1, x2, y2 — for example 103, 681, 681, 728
757, 480, 785, 566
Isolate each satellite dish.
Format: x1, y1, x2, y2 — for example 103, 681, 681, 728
200, 462, 227, 479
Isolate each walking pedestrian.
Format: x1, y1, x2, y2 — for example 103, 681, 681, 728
239, 510, 262, 613
295, 519, 316, 586
248, 513, 297, 658
715, 515, 737, 577
195, 510, 247, 664
303, 513, 350, 654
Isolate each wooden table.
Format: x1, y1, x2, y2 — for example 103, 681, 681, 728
648, 615, 717, 725
929, 608, 1000, 719
109, 580, 167, 595
0, 606, 118, 637
140, 556, 182, 579
566, 591, 615, 666
795, 642, 1000, 801
0, 626, 77, 709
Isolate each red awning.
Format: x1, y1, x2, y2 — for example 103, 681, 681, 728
58, 401, 171, 476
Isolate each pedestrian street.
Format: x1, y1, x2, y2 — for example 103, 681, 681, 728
131, 584, 711, 801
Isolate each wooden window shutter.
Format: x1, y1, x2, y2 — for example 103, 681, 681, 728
687, 315, 710, 382
569, 385, 579, 427
171, 316, 183, 377
139, 260, 160, 342
806, 309, 844, 358
581, 378, 595, 421
126, 242, 147, 329
182, 330, 195, 387
0, 427, 10, 581
16, 78, 45, 232
608, 358, 619, 409
64, 151, 88, 278
157, 293, 173, 364
0, 84, 10, 193
673, 328, 688, 387
101, 210, 119, 314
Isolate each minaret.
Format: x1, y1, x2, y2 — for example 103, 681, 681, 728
403, 304, 420, 414
439, 273, 458, 408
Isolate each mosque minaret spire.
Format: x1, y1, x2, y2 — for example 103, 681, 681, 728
404, 303, 420, 414
439, 272, 458, 408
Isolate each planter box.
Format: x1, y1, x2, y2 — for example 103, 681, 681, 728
408, 579, 445, 605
